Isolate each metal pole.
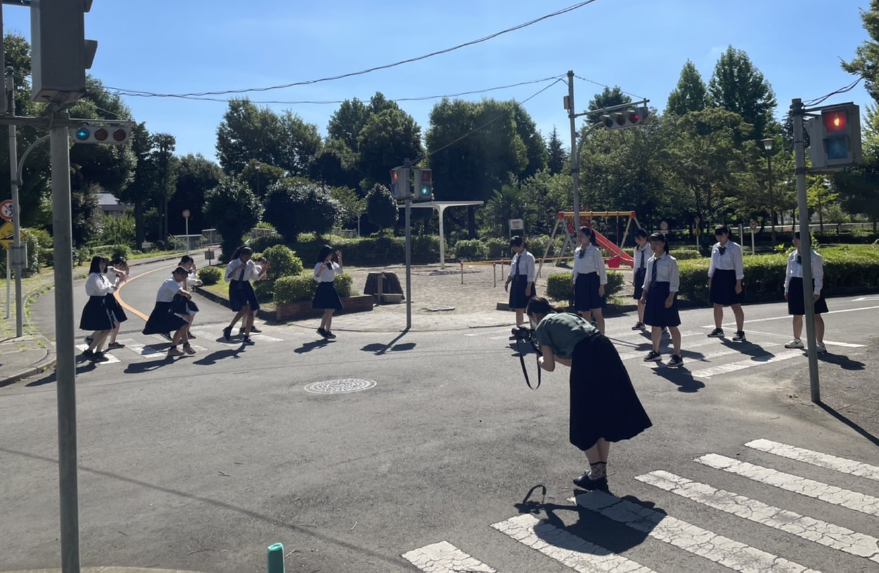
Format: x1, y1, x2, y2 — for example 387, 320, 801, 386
568, 70, 580, 227
768, 151, 776, 244
7, 65, 22, 337
51, 113, 81, 572
185, 216, 189, 254
438, 205, 445, 270
791, 98, 820, 403
405, 198, 411, 330
5, 249, 9, 318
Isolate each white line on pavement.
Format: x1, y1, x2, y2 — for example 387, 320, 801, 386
704, 305, 879, 328
697, 453, 879, 517
491, 514, 656, 573
573, 490, 818, 573
743, 331, 866, 348
636, 470, 879, 564
618, 338, 780, 362
692, 350, 802, 379
745, 439, 879, 482
75, 344, 121, 364
402, 540, 496, 573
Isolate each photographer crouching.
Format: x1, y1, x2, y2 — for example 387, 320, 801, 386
526, 297, 652, 490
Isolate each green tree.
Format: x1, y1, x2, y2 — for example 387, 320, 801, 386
329, 186, 365, 232
117, 122, 154, 249
707, 46, 777, 141
169, 154, 223, 236
240, 159, 285, 200
520, 170, 573, 235
310, 138, 361, 190
842, 0, 879, 103
357, 108, 423, 189
587, 86, 632, 124
203, 178, 263, 260
148, 133, 178, 243
807, 178, 837, 232
327, 98, 371, 152
546, 127, 568, 175
666, 60, 708, 116
481, 184, 528, 237
278, 111, 322, 177
262, 181, 338, 241
365, 184, 397, 230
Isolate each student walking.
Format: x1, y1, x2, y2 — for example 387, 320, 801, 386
89, 257, 129, 351
707, 226, 746, 341
143, 267, 195, 357
79, 256, 117, 362
572, 226, 607, 334
631, 229, 650, 330
784, 232, 828, 353
504, 236, 536, 327
639, 233, 683, 368
177, 256, 202, 341
528, 297, 652, 490
313, 246, 344, 338
222, 247, 266, 344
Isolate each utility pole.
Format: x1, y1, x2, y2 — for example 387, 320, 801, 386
6, 66, 23, 337
567, 70, 580, 226
403, 159, 413, 331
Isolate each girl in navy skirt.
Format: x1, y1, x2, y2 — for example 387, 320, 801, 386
572, 226, 607, 334
89, 256, 129, 351
639, 233, 683, 368
178, 255, 203, 341
528, 297, 652, 490
707, 226, 746, 342
223, 247, 267, 344
504, 236, 536, 327
143, 267, 194, 357
80, 256, 116, 362
631, 229, 649, 330
313, 245, 344, 339
784, 232, 828, 353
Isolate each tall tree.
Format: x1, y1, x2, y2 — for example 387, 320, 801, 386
546, 127, 568, 175
327, 98, 371, 152
277, 111, 322, 177
169, 154, 223, 236
150, 133, 178, 243
240, 159, 285, 200
842, 0, 879, 103
587, 87, 632, 124
357, 108, 423, 189
707, 46, 777, 141
310, 138, 361, 190
203, 179, 263, 260
117, 122, 153, 249
666, 60, 708, 116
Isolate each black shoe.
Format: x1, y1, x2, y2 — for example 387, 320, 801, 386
239, 327, 262, 335
242, 337, 255, 345
573, 472, 608, 490
708, 328, 724, 338
732, 331, 746, 342
187, 332, 196, 339
223, 326, 232, 341
326, 331, 337, 339
92, 352, 110, 363
317, 328, 329, 339
81, 349, 95, 359
666, 355, 684, 368
631, 322, 645, 330
107, 342, 125, 350
644, 350, 662, 362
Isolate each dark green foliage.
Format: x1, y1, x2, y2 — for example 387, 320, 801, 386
263, 180, 339, 242
198, 266, 223, 286
545, 271, 624, 304
365, 184, 398, 230
260, 245, 303, 280
666, 60, 708, 116
707, 46, 777, 141
273, 275, 315, 304
454, 239, 485, 260
247, 234, 285, 253
203, 178, 263, 261
253, 280, 275, 303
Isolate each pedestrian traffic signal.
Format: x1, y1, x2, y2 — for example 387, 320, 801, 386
413, 168, 432, 202
31, 0, 98, 105
70, 125, 130, 145
390, 167, 410, 199
601, 107, 649, 130
806, 103, 862, 171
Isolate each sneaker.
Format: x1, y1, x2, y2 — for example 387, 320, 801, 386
80, 349, 95, 359
183, 344, 197, 355
573, 472, 608, 490
242, 337, 255, 346
187, 332, 196, 340
85, 336, 94, 345
326, 331, 337, 339
167, 347, 184, 357
92, 352, 110, 363
816, 342, 827, 353
732, 331, 746, 342
107, 342, 125, 350
644, 350, 662, 362
223, 326, 232, 341
632, 322, 645, 330
784, 338, 804, 349
707, 328, 724, 338
317, 328, 329, 338
666, 355, 684, 368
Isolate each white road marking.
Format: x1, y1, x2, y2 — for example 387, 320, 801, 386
745, 439, 879, 482
618, 338, 780, 362
75, 344, 120, 364
491, 513, 655, 573
705, 305, 879, 328
692, 350, 802, 379
744, 331, 866, 348
573, 490, 817, 573
636, 470, 879, 564
610, 331, 702, 353
697, 453, 879, 517
250, 334, 282, 342
402, 541, 496, 573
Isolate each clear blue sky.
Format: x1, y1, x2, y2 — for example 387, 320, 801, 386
4, 0, 873, 160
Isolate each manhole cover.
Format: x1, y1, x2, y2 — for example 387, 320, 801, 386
305, 378, 377, 394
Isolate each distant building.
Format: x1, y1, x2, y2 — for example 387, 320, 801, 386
99, 193, 131, 217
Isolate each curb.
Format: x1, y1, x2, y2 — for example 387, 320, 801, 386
0, 284, 57, 389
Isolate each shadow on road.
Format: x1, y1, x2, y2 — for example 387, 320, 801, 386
360, 329, 412, 355
817, 401, 879, 447
192, 347, 246, 365
295, 339, 334, 354
650, 366, 705, 393
817, 352, 866, 371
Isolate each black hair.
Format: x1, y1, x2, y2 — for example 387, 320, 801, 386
793, 231, 801, 240
526, 296, 559, 317
179, 255, 194, 265
317, 245, 334, 263
231, 246, 253, 260
88, 256, 106, 275
634, 229, 649, 239
110, 256, 127, 267
715, 225, 730, 236
648, 232, 670, 254
509, 236, 525, 248
172, 266, 189, 277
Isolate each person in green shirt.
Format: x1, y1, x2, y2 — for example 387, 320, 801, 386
529, 297, 652, 490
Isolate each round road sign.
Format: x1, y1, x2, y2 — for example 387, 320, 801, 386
0, 200, 14, 221
749, 219, 758, 232
182, 209, 191, 219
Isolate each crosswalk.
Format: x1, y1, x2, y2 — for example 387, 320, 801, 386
402, 439, 878, 572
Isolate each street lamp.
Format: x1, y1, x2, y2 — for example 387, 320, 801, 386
762, 137, 776, 243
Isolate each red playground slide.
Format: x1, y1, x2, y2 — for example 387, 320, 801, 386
591, 228, 634, 268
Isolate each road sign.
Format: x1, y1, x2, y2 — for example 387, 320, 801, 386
0, 221, 14, 249
509, 218, 524, 231
749, 219, 758, 232
0, 200, 14, 221
182, 209, 191, 218
695, 228, 702, 236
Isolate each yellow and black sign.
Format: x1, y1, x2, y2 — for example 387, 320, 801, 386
0, 221, 27, 250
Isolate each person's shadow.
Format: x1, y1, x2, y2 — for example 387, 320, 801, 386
193, 346, 246, 366
294, 339, 333, 354
817, 351, 866, 371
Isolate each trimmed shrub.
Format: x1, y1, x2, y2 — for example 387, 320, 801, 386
526, 235, 554, 259
671, 249, 703, 260
198, 266, 223, 286
253, 280, 275, 303
484, 238, 509, 259
455, 239, 485, 260
335, 273, 353, 298
110, 244, 132, 261
261, 245, 303, 280
274, 275, 317, 304
248, 234, 285, 254
411, 235, 441, 263
545, 271, 624, 304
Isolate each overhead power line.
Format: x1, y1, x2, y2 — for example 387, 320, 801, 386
106, 0, 601, 98
803, 76, 863, 107
573, 74, 646, 100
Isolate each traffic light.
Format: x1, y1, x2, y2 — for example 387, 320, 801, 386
70, 125, 131, 145
601, 107, 649, 130
806, 103, 862, 171
413, 168, 432, 202
31, 0, 98, 106
390, 167, 410, 199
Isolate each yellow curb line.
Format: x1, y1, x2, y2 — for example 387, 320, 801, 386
114, 264, 179, 322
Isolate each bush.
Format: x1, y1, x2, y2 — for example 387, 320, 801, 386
273, 275, 317, 304
335, 273, 353, 298
411, 235, 441, 262
109, 244, 132, 261
365, 183, 398, 230
545, 271, 624, 304
204, 178, 263, 262
670, 249, 703, 260
263, 181, 339, 241
253, 280, 275, 303
484, 238, 509, 259
455, 239, 485, 260
526, 235, 554, 259
198, 266, 223, 286
26, 227, 53, 268
74, 246, 92, 266
260, 244, 303, 280
248, 234, 285, 254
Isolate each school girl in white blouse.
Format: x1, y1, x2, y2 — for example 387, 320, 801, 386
223, 247, 268, 344
783, 232, 828, 353
143, 267, 195, 357
572, 226, 607, 334
79, 256, 116, 362
504, 236, 536, 327
707, 225, 746, 341
639, 233, 683, 368
631, 229, 650, 330
313, 245, 344, 338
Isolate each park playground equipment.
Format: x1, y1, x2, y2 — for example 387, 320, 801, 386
538, 211, 643, 276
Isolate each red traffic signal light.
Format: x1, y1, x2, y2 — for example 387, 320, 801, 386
824, 110, 847, 133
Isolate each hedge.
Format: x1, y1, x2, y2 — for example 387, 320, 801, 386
545, 271, 625, 305
198, 266, 223, 286
273, 273, 353, 304
259, 244, 303, 280
454, 239, 484, 261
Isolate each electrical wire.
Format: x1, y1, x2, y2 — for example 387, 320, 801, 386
105, 0, 600, 98
803, 76, 863, 107
573, 74, 646, 100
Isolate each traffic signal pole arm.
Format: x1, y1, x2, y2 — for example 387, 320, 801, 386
16, 133, 49, 186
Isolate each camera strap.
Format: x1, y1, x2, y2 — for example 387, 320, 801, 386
516, 339, 541, 390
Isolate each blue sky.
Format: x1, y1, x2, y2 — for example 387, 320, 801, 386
4, 0, 873, 160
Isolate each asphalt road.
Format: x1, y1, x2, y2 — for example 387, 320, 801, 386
2, 257, 878, 573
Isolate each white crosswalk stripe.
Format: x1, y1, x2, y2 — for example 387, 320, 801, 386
573, 489, 817, 573
696, 453, 879, 517
691, 350, 802, 379
402, 541, 496, 572
75, 344, 120, 364
636, 470, 879, 564
745, 439, 879, 482
491, 514, 656, 573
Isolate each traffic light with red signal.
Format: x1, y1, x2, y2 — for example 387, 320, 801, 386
390, 167, 410, 199
806, 103, 862, 171
601, 107, 649, 130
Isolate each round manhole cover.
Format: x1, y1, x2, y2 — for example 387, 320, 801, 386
305, 378, 377, 394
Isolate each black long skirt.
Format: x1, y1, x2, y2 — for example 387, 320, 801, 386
508, 275, 535, 310
787, 277, 829, 315
633, 268, 646, 300
574, 272, 605, 311
142, 301, 187, 335
569, 335, 652, 450
709, 269, 744, 306
644, 282, 681, 327
80, 295, 116, 331
229, 280, 259, 312
313, 281, 343, 310
105, 293, 128, 324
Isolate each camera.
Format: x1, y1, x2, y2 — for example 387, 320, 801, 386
510, 325, 535, 342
